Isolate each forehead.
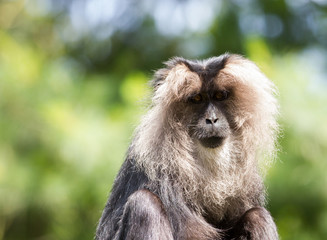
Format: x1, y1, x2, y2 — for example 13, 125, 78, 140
181, 56, 228, 91
184, 57, 227, 77
161, 54, 245, 101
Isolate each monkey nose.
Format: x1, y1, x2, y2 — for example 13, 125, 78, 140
205, 118, 218, 125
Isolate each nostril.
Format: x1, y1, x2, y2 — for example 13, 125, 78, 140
206, 118, 218, 125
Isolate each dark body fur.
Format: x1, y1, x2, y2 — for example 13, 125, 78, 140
96, 54, 279, 240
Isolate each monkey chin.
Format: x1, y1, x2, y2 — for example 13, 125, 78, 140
199, 136, 226, 149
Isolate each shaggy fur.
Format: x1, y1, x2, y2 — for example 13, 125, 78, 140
96, 54, 279, 240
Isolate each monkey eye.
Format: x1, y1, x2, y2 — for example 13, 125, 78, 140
189, 94, 203, 103
214, 90, 229, 101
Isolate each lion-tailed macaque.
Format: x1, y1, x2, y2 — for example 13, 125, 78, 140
96, 54, 279, 240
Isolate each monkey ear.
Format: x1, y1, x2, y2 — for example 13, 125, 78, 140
151, 57, 189, 89
151, 68, 169, 90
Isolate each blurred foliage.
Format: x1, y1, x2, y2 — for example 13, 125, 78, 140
0, 0, 327, 239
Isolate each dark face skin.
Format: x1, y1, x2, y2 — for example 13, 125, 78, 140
187, 90, 231, 148
169, 56, 232, 148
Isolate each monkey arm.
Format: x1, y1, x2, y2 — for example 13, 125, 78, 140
95, 159, 150, 240
114, 189, 173, 240
228, 207, 279, 240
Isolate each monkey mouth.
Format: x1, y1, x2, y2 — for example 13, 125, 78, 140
199, 136, 225, 148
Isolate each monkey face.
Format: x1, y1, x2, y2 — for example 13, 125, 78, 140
151, 54, 278, 152
186, 90, 231, 149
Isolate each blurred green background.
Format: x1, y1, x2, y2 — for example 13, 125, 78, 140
0, 0, 327, 239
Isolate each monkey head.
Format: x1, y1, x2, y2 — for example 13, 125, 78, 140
150, 54, 278, 156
